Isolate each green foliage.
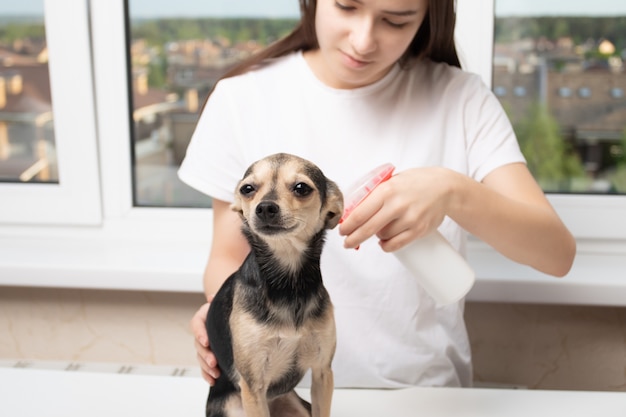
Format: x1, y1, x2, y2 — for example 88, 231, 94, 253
495, 16, 626, 51
514, 103, 586, 191
131, 18, 299, 49
147, 53, 168, 89
609, 165, 626, 193
607, 129, 626, 192
0, 23, 45, 44
619, 129, 626, 165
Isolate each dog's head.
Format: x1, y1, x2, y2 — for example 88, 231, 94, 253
232, 153, 343, 255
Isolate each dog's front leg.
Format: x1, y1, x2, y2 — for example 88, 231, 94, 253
239, 378, 271, 417
310, 367, 334, 417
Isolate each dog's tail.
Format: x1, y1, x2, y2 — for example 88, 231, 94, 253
205, 395, 229, 417
205, 375, 238, 417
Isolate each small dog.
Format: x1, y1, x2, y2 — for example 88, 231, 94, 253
205, 153, 343, 417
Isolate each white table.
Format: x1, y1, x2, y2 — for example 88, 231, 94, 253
1, 367, 625, 416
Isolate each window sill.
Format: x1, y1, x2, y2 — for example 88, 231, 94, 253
0, 209, 212, 293
466, 239, 626, 306
0, 213, 625, 306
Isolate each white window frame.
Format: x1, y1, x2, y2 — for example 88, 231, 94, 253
0, 0, 625, 306
0, 0, 101, 225
457, 0, 626, 240
456, 0, 626, 306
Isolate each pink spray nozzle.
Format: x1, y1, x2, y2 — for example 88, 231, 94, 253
342, 163, 396, 221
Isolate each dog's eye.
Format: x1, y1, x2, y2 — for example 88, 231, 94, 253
293, 182, 313, 197
239, 184, 256, 196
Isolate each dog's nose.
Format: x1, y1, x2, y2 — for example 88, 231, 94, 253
255, 201, 280, 222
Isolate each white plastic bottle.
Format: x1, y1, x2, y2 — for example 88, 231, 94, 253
393, 231, 475, 305
342, 164, 475, 305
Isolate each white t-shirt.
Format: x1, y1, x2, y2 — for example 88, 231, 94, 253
179, 51, 525, 389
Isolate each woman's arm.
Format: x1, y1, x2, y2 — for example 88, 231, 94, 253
191, 198, 250, 384
203, 199, 250, 297
448, 162, 575, 277
339, 162, 575, 277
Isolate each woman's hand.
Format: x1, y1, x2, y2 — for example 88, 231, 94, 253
339, 167, 455, 252
191, 301, 221, 385
339, 162, 574, 277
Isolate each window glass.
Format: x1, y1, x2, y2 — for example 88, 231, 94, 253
494, 0, 626, 193
610, 87, 624, 99
0, 0, 57, 184
494, 86, 507, 97
127, 0, 299, 207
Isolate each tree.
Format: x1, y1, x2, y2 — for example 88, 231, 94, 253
607, 129, 626, 193
148, 52, 167, 89
514, 102, 586, 192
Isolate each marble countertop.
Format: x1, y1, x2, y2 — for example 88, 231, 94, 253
1, 367, 625, 417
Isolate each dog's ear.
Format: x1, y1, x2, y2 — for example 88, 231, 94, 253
231, 183, 244, 219
323, 179, 344, 230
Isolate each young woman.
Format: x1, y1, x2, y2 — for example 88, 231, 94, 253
178, 0, 576, 389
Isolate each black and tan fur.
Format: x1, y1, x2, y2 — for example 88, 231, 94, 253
205, 153, 343, 417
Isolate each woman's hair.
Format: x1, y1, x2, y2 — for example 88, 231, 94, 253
207, 0, 459, 95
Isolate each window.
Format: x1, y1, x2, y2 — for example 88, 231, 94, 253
578, 87, 592, 98
494, 86, 507, 97
0, 0, 625, 304
610, 87, 624, 99
558, 87, 573, 98
0, 0, 100, 225
0, 10, 56, 185
126, 0, 299, 208
0, 69, 55, 184
493, 0, 626, 196
513, 86, 527, 97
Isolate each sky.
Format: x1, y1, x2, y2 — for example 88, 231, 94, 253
1, 0, 626, 18
494, 0, 626, 16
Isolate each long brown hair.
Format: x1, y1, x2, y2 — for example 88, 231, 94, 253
206, 0, 459, 100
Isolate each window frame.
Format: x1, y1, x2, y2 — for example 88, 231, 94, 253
458, 0, 626, 241
0, 0, 625, 306
0, 0, 101, 225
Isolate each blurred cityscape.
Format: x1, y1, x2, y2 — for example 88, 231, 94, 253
0, 19, 55, 184
493, 16, 626, 192
127, 19, 293, 206
1, 13, 625, 206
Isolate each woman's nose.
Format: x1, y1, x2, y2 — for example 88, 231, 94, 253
349, 18, 377, 56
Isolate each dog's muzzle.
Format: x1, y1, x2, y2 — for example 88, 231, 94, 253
253, 201, 287, 233
255, 201, 280, 222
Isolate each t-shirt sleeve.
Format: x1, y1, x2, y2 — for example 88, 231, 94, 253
463, 74, 526, 182
177, 79, 247, 203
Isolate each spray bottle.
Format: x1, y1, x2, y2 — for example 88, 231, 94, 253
342, 163, 475, 305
